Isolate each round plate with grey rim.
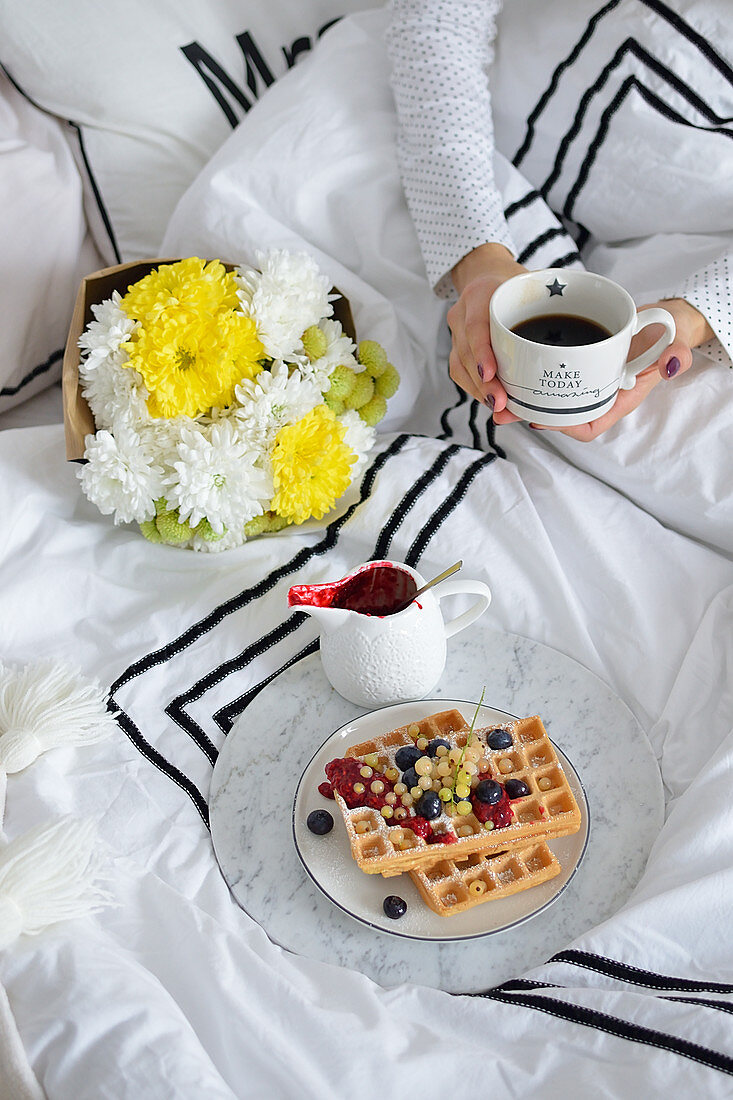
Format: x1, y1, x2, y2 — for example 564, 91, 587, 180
292, 698, 589, 942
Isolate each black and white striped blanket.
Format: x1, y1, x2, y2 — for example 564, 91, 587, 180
1, 4, 732, 1096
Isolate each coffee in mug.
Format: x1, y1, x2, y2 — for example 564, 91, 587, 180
489, 269, 676, 427
511, 313, 611, 346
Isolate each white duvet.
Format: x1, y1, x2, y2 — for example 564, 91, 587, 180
1, 9, 733, 1097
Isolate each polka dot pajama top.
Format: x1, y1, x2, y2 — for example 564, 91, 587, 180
385, 0, 732, 366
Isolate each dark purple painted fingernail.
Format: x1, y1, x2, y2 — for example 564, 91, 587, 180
484, 393, 494, 411
477, 363, 485, 380
665, 356, 680, 378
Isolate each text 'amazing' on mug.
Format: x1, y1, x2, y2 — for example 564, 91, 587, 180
489, 269, 676, 427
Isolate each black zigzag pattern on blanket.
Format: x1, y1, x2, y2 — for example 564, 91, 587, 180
111, 702, 211, 825
503, 190, 583, 267
497, 979, 733, 1014
109, 434, 500, 823
543, 36, 731, 209
171, 443, 462, 746
512, 0, 620, 168
182, 444, 498, 743
564, 75, 731, 225
477, 986, 733, 1077
549, 948, 733, 994
108, 434, 412, 819
405, 449, 497, 564
476, 952, 733, 1075
512, 0, 733, 240
514, 0, 733, 170
212, 637, 320, 733
438, 384, 468, 442
0, 348, 63, 398
438, 385, 508, 463
109, 435, 408, 701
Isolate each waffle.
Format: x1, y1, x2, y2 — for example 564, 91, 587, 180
330, 709, 581, 878
409, 840, 561, 916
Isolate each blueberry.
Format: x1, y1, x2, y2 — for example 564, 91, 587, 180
487, 728, 513, 750
307, 809, 334, 835
395, 745, 422, 771
504, 779, 530, 799
475, 779, 503, 805
383, 895, 407, 919
426, 737, 451, 757
402, 766, 419, 790
416, 790, 442, 820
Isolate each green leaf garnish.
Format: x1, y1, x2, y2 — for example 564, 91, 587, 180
449, 686, 486, 802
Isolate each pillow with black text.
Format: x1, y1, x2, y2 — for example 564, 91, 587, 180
0, 0, 379, 264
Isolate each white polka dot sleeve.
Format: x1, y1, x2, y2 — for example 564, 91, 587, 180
673, 250, 733, 369
386, 0, 515, 299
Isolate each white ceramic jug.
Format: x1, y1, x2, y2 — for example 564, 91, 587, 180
289, 560, 491, 708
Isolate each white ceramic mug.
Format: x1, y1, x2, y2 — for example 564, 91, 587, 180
489, 268, 676, 427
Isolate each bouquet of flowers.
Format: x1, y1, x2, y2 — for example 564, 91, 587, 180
75, 251, 399, 551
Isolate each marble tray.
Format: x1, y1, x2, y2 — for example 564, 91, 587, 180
209, 624, 663, 993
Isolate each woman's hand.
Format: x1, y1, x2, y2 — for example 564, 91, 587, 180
447, 247, 714, 441
447, 243, 526, 418
540, 298, 714, 442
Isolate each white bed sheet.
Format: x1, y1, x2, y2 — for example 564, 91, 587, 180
1, 9, 732, 1097
1, 420, 732, 1097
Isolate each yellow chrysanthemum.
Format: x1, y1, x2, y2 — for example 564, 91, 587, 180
270, 405, 355, 525
122, 258, 238, 325
120, 258, 265, 419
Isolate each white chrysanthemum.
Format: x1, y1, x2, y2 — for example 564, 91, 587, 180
164, 421, 273, 535
235, 250, 334, 360
339, 409, 376, 480
78, 292, 137, 374
137, 417, 190, 473
78, 427, 165, 525
81, 356, 149, 431
233, 361, 321, 448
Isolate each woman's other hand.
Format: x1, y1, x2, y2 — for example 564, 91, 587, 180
447, 243, 526, 418
538, 298, 715, 441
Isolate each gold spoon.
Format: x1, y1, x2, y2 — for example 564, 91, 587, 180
395, 559, 463, 612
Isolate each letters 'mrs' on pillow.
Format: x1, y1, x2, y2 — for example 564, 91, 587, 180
0, 0, 377, 263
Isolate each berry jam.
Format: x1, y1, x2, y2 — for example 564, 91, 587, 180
320, 758, 461, 842
323, 757, 396, 810
471, 787, 515, 829
402, 814, 431, 840
289, 562, 417, 617
428, 829, 458, 845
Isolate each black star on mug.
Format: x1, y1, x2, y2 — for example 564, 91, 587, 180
547, 278, 566, 296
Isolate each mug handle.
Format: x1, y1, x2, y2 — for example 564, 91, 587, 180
619, 307, 676, 390
433, 579, 491, 639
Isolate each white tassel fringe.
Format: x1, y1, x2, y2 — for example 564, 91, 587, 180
0, 818, 112, 951
0, 660, 117, 776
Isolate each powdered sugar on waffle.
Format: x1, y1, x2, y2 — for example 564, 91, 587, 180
328, 710, 582, 877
